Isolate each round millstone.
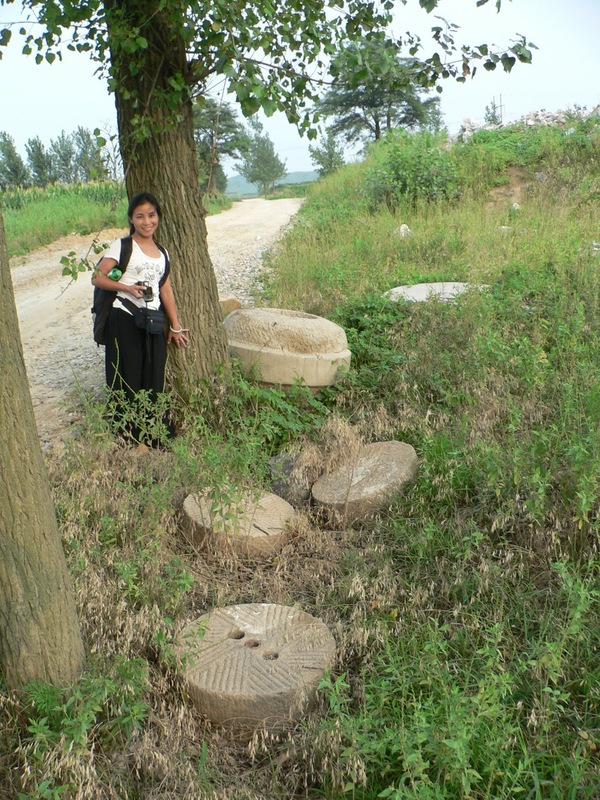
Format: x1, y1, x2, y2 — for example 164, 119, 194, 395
223, 307, 351, 388
182, 490, 295, 557
384, 282, 488, 303
311, 440, 419, 521
176, 603, 336, 730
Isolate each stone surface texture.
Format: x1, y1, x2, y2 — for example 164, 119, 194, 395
176, 603, 336, 730
183, 490, 295, 557
223, 307, 351, 388
311, 440, 419, 520
218, 294, 243, 316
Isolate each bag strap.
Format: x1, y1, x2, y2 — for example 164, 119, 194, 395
119, 235, 133, 274
119, 297, 140, 316
157, 242, 170, 286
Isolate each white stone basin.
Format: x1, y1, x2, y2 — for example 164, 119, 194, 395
223, 307, 351, 388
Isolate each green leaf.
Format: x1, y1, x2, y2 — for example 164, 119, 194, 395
261, 99, 278, 117
136, 36, 148, 49
515, 45, 533, 63
501, 54, 516, 72
241, 95, 261, 115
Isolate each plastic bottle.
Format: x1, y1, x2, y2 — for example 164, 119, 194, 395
107, 268, 122, 280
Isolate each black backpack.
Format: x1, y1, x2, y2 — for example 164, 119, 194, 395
91, 236, 170, 345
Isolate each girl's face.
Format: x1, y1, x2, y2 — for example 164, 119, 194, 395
130, 201, 159, 239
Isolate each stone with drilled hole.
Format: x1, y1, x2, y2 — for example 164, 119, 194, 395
311, 440, 418, 521
223, 307, 351, 388
385, 282, 488, 303
182, 490, 295, 557
176, 603, 336, 731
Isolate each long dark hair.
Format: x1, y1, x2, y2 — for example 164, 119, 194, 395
128, 192, 162, 235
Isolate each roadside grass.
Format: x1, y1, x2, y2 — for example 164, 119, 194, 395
1, 120, 599, 799
2, 182, 128, 256
2, 182, 232, 258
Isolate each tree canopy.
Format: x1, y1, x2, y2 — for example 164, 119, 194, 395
309, 129, 346, 177
238, 120, 286, 196
193, 98, 249, 195
0, 1, 534, 140
317, 43, 442, 144
0, 132, 29, 188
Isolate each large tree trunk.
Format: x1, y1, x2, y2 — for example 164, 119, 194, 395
0, 208, 84, 689
106, 1, 228, 398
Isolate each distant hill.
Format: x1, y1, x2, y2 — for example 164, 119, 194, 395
226, 170, 319, 197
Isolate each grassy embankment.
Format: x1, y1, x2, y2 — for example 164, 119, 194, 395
1, 116, 598, 799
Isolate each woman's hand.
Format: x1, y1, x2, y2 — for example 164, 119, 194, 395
168, 326, 189, 348
126, 283, 147, 299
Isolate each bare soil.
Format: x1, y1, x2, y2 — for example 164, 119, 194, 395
11, 197, 303, 448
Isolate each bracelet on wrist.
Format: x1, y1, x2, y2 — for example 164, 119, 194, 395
170, 325, 184, 334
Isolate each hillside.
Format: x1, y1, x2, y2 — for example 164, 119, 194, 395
226, 170, 318, 197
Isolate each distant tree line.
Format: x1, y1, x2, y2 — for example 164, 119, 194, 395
1, 49, 441, 195
193, 46, 446, 187
0, 104, 290, 197
0, 127, 119, 190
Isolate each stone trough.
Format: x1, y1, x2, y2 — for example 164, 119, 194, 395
223, 307, 351, 389
175, 603, 336, 732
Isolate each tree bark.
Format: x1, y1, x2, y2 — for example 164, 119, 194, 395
0, 207, 84, 689
106, 0, 228, 398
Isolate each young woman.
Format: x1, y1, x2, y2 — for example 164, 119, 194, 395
92, 192, 189, 444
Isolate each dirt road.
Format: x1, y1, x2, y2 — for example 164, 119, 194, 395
11, 197, 303, 447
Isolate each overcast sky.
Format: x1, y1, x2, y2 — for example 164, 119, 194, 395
0, 0, 598, 173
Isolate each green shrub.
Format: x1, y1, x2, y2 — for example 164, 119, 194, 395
363, 131, 460, 211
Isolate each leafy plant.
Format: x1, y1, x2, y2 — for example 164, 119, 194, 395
363, 131, 460, 211
22, 657, 149, 754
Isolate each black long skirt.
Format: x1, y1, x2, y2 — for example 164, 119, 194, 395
105, 307, 174, 444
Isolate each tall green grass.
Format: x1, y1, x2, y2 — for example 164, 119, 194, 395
262, 119, 600, 799
2, 182, 128, 256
